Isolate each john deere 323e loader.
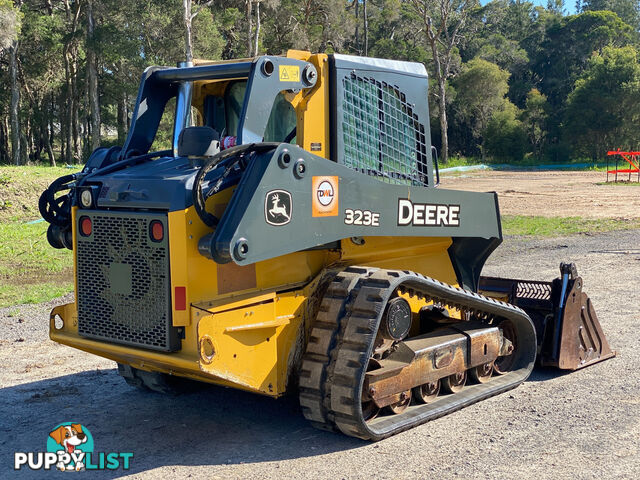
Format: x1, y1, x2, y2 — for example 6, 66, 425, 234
40, 51, 614, 440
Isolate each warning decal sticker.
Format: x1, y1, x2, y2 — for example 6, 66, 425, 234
279, 65, 300, 82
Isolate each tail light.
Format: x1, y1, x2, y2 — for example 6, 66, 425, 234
149, 220, 164, 242
79, 216, 92, 236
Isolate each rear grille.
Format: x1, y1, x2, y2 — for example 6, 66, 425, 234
76, 211, 180, 351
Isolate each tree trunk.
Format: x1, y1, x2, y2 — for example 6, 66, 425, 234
20, 130, 28, 164
254, 1, 260, 56
438, 80, 448, 163
60, 99, 66, 163
354, 0, 359, 54
25, 112, 32, 160
63, 0, 82, 163
363, 0, 368, 56
246, 1, 253, 56
183, 0, 193, 62
63, 50, 72, 163
9, 38, 21, 165
49, 93, 55, 154
117, 90, 127, 144
72, 72, 81, 161
44, 130, 56, 166
87, 0, 101, 152
41, 107, 56, 166
1, 116, 8, 163
429, 38, 449, 164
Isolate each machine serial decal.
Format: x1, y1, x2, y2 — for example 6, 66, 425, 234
344, 209, 380, 226
312, 176, 339, 217
265, 190, 292, 226
397, 199, 460, 227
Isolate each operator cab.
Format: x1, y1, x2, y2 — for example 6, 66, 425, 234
88, 51, 435, 189
117, 56, 309, 165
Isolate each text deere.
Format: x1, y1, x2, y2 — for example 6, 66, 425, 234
397, 199, 460, 227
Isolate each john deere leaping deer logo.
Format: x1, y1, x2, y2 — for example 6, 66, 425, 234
265, 190, 292, 226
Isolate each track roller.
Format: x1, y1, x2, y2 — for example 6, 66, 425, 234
442, 371, 467, 393
413, 380, 440, 404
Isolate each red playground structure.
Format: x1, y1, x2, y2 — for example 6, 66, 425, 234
606, 150, 640, 182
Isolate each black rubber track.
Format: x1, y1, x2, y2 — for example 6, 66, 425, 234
299, 267, 537, 441
298, 267, 373, 431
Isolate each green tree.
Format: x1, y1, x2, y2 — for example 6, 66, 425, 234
581, 0, 640, 30
564, 46, 640, 159
453, 58, 511, 159
0, 0, 21, 163
485, 102, 528, 161
261, 0, 355, 54
408, 0, 476, 163
521, 88, 549, 159
0, 0, 20, 50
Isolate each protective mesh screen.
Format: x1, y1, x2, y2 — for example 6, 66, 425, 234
342, 74, 428, 185
77, 212, 177, 351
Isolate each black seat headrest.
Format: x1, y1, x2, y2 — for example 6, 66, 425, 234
177, 126, 220, 157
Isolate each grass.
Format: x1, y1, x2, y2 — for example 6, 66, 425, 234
502, 215, 640, 237
595, 180, 640, 186
440, 155, 610, 170
0, 221, 73, 308
440, 156, 485, 168
0, 164, 82, 222
0, 164, 78, 307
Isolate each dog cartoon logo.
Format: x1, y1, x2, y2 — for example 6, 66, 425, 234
265, 190, 292, 226
47, 423, 93, 471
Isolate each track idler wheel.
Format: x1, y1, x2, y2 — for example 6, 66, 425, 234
442, 371, 467, 393
494, 320, 517, 375
470, 362, 494, 384
413, 380, 440, 404
362, 359, 382, 421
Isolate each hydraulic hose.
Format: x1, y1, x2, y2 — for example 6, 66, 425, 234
192, 143, 279, 228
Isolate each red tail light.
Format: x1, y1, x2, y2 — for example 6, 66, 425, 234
80, 216, 92, 236
150, 220, 164, 242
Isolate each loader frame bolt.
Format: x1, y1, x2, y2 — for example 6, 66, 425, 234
261, 59, 274, 77
278, 150, 292, 168
294, 160, 306, 178
234, 238, 249, 260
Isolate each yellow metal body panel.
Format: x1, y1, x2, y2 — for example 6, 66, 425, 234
284, 51, 330, 159
195, 286, 316, 395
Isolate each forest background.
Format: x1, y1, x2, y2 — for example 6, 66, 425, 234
1, 0, 639, 166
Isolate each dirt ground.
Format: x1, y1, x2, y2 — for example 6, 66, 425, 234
440, 170, 640, 219
1, 171, 639, 479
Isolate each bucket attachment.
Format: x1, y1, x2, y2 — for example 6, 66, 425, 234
479, 263, 615, 370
